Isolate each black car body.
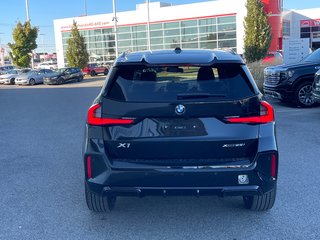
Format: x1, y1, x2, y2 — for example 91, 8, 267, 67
43, 67, 83, 85
83, 49, 278, 212
263, 48, 320, 107
312, 69, 320, 102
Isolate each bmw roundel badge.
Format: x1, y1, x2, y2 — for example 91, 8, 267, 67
175, 104, 186, 115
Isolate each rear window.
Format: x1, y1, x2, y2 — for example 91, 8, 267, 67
106, 64, 255, 102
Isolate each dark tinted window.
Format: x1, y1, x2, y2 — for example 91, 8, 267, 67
106, 64, 255, 102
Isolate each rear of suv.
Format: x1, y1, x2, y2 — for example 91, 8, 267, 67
83, 49, 278, 212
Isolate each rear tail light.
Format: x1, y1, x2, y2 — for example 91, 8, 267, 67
86, 156, 92, 179
87, 103, 134, 126
226, 101, 274, 124
271, 153, 277, 178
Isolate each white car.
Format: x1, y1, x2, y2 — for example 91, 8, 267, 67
36, 62, 58, 70
0, 69, 30, 85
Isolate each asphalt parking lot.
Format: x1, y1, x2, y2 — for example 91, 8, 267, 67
0, 78, 319, 240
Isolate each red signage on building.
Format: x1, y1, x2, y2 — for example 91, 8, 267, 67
300, 19, 320, 28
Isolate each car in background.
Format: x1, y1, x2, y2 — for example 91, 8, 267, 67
312, 69, 320, 103
36, 62, 58, 70
264, 48, 320, 107
82, 63, 109, 76
0, 69, 30, 84
44, 67, 83, 85
83, 48, 278, 212
262, 52, 283, 65
15, 69, 54, 85
0, 65, 15, 75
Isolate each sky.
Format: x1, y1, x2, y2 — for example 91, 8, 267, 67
0, 0, 319, 54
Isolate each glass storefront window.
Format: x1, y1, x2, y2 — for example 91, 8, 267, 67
132, 25, 146, 32
151, 44, 164, 50
217, 16, 236, 24
150, 23, 162, 30
218, 31, 236, 40
151, 38, 163, 44
164, 22, 180, 29
132, 39, 147, 46
181, 27, 198, 35
199, 25, 216, 33
218, 39, 236, 48
118, 33, 132, 40
200, 41, 217, 49
182, 34, 198, 42
199, 18, 216, 26
182, 42, 198, 48
199, 33, 217, 41
132, 31, 147, 39
181, 20, 197, 28
118, 40, 132, 47
118, 26, 131, 33
218, 23, 236, 31
164, 29, 180, 36
164, 36, 180, 44
150, 30, 163, 38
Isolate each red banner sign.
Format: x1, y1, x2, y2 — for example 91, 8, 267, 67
300, 19, 320, 28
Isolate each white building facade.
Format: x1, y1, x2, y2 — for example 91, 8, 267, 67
53, 0, 247, 68
283, 8, 320, 50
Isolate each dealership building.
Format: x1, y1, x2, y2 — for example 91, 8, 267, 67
53, 0, 283, 67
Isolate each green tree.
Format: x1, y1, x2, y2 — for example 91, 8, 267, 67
244, 0, 272, 63
8, 21, 38, 67
66, 21, 89, 69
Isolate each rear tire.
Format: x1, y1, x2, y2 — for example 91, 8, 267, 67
243, 185, 276, 211
10, 78, 15, 85
29, 79, 35, 85
104, 69, 109, 75
90, 70, 96, 77
85, 183, 115, 212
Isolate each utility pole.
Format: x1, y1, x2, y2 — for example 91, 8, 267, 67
25, 0, 34, 68
146, 0, 151, 50
40, 33, 46, 62
112, 0, 119, 58
84, 0, 87, 16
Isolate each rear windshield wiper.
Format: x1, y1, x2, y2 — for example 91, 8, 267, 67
177, 93, 227, 100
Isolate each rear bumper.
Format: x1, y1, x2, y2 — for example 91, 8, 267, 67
85, 155, 277, 197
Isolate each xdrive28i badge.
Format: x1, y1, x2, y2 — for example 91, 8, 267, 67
175, 104, 186, 115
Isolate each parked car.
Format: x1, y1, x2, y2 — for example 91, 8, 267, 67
83, 48, 278, 212
82, 63, 109, 76
262, 52, 283, 65
263, 48, 320, 107
0, 65, 15, 75
36, 62, 58, 70
312, 69, 320, 103
0, 69, 30, 84
15, 69, 53, 85
43, 67, 83, 85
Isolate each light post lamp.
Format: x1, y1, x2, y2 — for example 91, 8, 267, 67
146, 0, 151, 50
112, 0, 119, 58
40, 33, 46, 62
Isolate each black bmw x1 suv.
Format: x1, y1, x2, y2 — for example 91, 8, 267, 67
83, 48, 278, 212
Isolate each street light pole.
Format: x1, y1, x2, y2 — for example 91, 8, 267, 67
25, 0, 30, 21
146, 0, 151, 50
84, 0, 87, 16
112, 0, 119, 58
40, 33, 46, 62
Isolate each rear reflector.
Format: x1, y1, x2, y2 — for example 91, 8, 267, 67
271, 154, 277, 178
226, 101, 274, 124
86, 156, 92, 179
87, 103, 134, 126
